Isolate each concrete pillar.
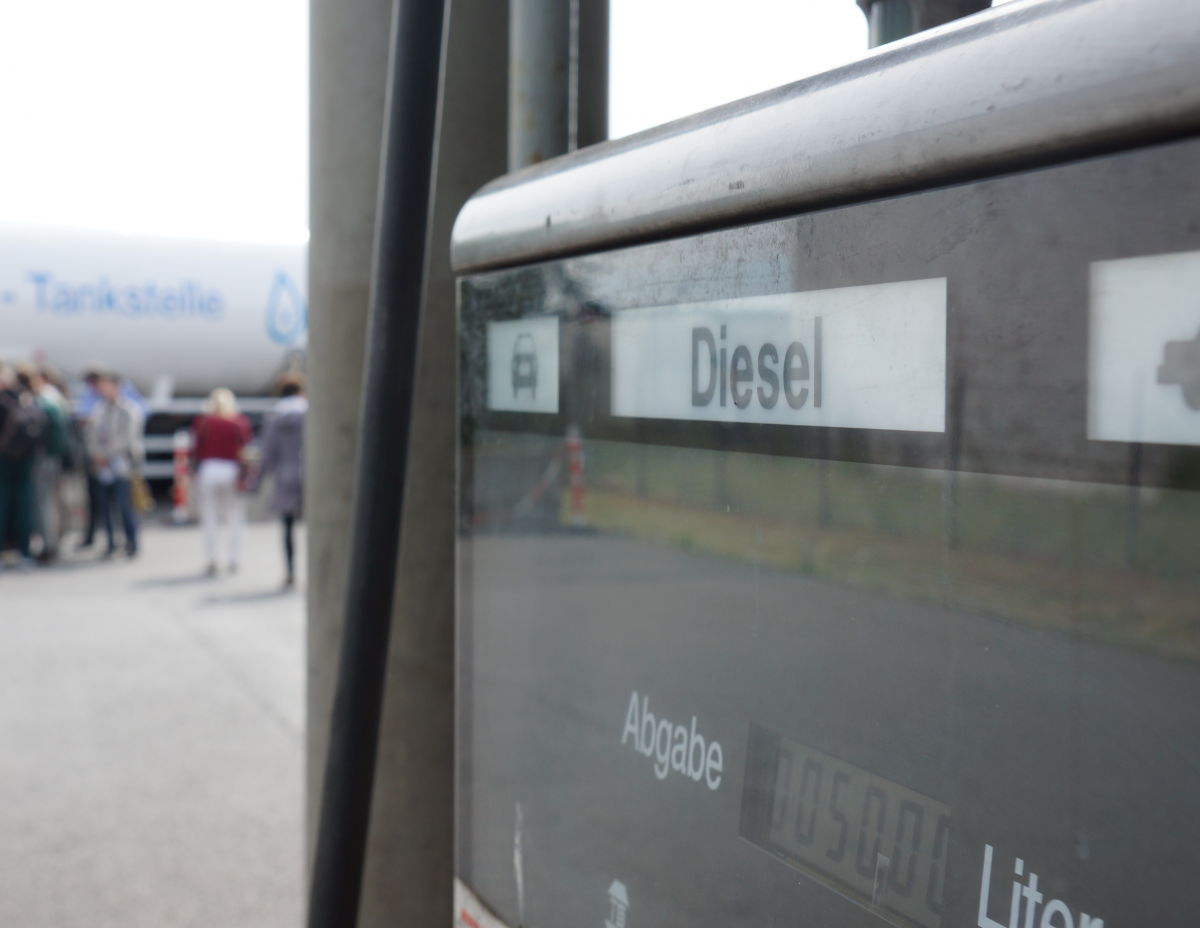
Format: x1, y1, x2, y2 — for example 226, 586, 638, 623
311, 0, 602, 920
306, 0, 393, 877
354, 0, 508, 925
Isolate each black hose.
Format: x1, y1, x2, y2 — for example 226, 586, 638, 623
306, 0, 447, 924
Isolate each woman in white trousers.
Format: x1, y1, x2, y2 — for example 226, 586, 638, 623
191, 388, 252, 575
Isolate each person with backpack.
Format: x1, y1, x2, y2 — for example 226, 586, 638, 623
0, 362, 47, 570
15, 364, 69, 562
86, 371, 144, 558
39, 366, 80, 548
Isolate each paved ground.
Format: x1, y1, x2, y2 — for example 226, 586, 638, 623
0, 519, 304, 928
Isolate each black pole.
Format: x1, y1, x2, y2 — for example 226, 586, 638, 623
306, 0, 447, 924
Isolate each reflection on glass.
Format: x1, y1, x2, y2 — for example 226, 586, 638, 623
473, 431, 1200, 663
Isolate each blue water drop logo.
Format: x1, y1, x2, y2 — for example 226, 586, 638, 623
265, 272, 307, 345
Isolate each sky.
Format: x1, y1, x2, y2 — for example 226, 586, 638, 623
610, 0, 866, 140
0, 1, 1004, 244
0, 0, 309, 244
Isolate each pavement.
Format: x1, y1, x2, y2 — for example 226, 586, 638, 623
0, 519, 304, 928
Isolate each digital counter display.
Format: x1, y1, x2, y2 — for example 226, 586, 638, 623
740, 725, 952, 928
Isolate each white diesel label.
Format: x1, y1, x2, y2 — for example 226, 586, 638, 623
611, 280, 946, 433
1090, 249, 1200, 445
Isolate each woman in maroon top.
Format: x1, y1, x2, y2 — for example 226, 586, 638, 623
191, 388, 253, 575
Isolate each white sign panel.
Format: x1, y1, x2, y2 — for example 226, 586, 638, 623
1090, 250, 1200, 445
611, 279, 946, 433
487, 316, 559, 413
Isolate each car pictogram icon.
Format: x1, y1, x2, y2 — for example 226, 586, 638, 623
1157, 328, 1200, 410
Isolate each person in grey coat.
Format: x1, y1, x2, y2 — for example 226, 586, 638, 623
254, 374, 306, 586
86, 372, 145, 557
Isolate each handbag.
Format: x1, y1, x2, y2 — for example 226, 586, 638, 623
237, 451, 254, 493
130, 472, 155, 513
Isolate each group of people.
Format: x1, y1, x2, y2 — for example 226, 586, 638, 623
0, 362, 142, 568
0, 360, 306, 585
